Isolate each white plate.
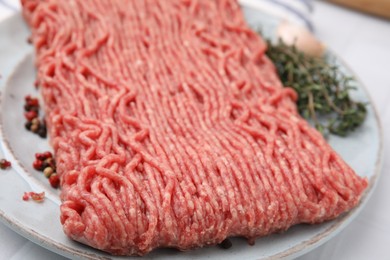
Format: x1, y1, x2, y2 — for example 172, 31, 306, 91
0, 6, 383, 260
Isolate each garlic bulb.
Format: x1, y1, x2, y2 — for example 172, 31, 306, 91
276, 21, 325, 57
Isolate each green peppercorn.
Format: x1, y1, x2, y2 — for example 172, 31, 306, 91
31, 118, 40, 125
43, 167, 54, 178
30, 123, 39, 133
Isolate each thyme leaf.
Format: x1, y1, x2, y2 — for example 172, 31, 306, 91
266, 39, 367, 137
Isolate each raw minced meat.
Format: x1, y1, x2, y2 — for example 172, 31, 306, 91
21, 0, 367, 256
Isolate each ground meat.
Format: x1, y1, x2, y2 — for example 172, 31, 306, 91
21, 0, 368, 256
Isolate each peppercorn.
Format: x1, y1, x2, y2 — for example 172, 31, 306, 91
24, 110, 38, 121
49, 174, 60, 188
37, 126, 47, 138
24, 95, 45, 138
24, 104, 32, 111
43, 167, 54, 178
44, 151, 53, 158
35, 152, 46, 161
45, 157, 56, 169
27, 98, 39, 108
0, 159, 11, 170
25, 121, 32, 130
22, 192, 30, 201
33, 159, 43, 171
30, 123, 39, 133
24, 98, 39, 111
218, 239, 232, 249
31, 118, 40, 125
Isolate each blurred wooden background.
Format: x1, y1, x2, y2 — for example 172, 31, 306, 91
328, 0, 390, 19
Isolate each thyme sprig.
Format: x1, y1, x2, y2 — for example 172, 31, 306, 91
266, 39, 367, 136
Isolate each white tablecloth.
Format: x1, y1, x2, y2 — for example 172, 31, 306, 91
1, 1, 390, 259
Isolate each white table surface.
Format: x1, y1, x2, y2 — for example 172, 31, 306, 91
1, 1, 390, 259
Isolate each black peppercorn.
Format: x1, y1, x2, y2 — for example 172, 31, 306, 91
25, 121, 32, 130
218, 239, 232, 249
38, 125, 47, 138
